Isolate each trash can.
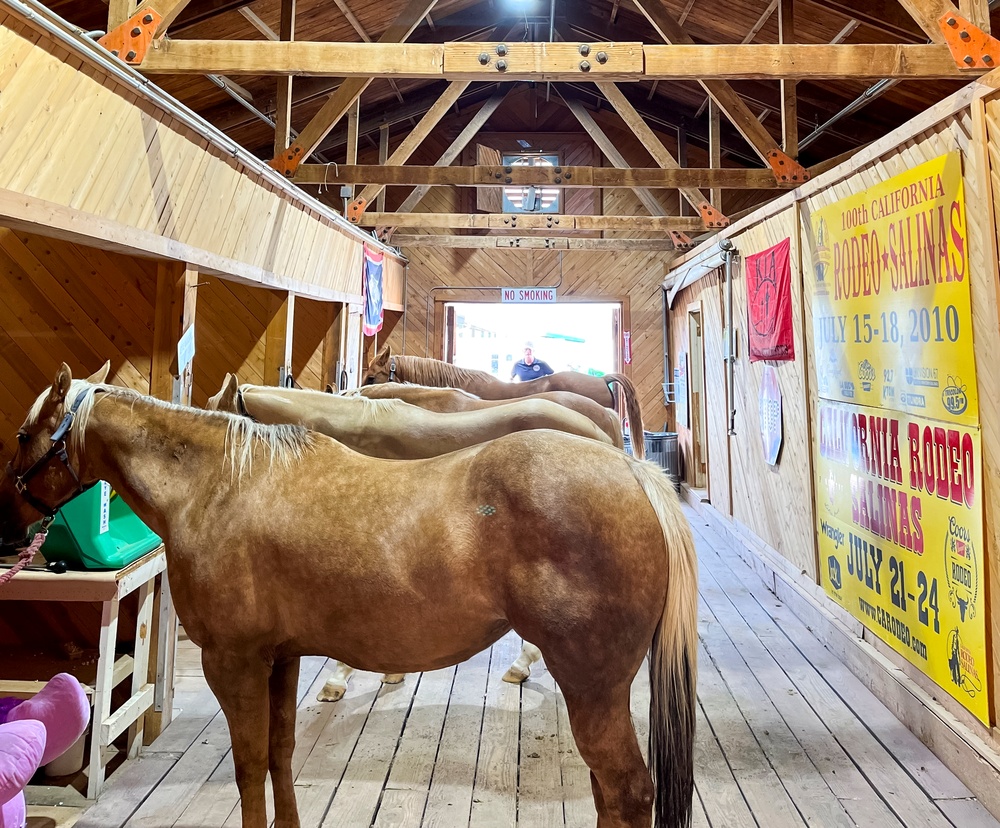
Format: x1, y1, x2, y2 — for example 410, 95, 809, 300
644, 431, 680, 492
34, 481, 161, 571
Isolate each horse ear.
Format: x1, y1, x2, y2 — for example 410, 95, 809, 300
375, 342, 392, 363
325, 383, 335, 394
207, 373, 240, 412
86, 360, 111, 385
49, 363, 73, 405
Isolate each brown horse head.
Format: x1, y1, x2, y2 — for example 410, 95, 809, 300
207, 373, 240, 413
0, 363, 109, 545
363, 343, 395, 385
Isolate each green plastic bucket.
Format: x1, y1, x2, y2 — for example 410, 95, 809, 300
38, 482, 161, 571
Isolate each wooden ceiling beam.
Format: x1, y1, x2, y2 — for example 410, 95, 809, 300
629, 0, 807, 183
395, 87, 512, 214
292, 163, 784, 189
267, 0, 440, 177
797, 0, 924, 40
139, 41, 978, 81
356, 213, 706, 231
595, 81, 726, 226
390, 235, 680, 250
347, 80, 471, 220
894, 0, 960, 43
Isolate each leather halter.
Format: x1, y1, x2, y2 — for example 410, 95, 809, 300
6, 389, 94, 521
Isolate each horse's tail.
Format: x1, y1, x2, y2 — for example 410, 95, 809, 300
629, 459, 697, 828
606, 373, 645, 460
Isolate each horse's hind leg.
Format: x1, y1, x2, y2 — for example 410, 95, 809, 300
201, 648, 272, 828
503, 641, 542, 684
269, 657, 301, 828
558, 682, 653, 828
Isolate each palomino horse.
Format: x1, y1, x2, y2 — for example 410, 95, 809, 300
348, 382, 625, 449
208, 375, 614, 459
206, 374, 607, 699
2, 364, 696, 828
364, 344, 646, 459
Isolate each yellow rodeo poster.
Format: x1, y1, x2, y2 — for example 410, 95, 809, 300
807, 151, 989, 725
810, 151, 977, 426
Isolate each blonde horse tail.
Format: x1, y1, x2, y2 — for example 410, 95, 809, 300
606, 373, 646, 460
629, 459, 697, 828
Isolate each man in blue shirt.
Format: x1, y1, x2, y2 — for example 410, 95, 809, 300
511, 343, 555, 382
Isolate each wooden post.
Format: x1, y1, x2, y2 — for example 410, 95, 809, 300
376, 123, 389, 213
709, 100, 722, 216
145, 261, 197, 743
320, 302, 346, 390
346, 98, 360, 199
274, 0, 296, 158
264, 292, 296, 386
779, 0, 798, 158
107, 0, 136, 30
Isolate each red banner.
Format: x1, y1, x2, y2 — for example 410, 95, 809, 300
745, 237, 795, 362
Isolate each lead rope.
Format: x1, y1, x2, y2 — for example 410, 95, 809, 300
0, 527, 49, 588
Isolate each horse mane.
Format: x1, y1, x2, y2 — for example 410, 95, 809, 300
394, 355, 498, 388
29, 381, 316, 482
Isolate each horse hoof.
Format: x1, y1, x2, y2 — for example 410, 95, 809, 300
502, 666, 530, 684
317, 682, 347, 702
381, 673, 406, 685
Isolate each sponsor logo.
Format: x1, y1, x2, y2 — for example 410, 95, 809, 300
840, 381, 855, 398
944, 517, 978, 622
827, 555, 842, 591
942, 376, 969, 415
820, 519, 845, 549
858, 359, 875, 392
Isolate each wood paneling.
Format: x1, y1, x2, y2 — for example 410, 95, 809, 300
0, 11, 399, 305
727, 208, 816, 579
0, 229, 157, 448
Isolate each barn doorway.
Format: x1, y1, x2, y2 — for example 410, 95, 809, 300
443, 301, 623, 381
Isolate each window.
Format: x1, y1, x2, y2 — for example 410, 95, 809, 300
501, 153, 560, 214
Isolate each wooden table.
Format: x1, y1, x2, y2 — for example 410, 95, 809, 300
0, 546, 168, 799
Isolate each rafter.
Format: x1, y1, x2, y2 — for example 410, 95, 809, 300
596, 82, 726, 227
139, 41, 976, 82
293, 163, 784, 189
390, 235, 679, 250
894, 0, 959, 42
629, 0, 807, 183
395, 87, 511, 214
331, 0, 406, 103
346, 80, 470, 221
779, 0, 797, 158
267, 0, 439, 177
357, 213, 705, 231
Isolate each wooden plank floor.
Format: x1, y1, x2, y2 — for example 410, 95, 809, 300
36, 506, 998, 828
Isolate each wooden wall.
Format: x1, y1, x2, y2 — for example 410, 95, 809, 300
0, 7, 402, 303
668, 78, 1000, 731
0, 229, 158, 447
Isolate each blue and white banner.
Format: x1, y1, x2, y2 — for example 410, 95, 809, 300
362, 244, 384, 337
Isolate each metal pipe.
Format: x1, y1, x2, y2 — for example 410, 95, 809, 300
721, 238, 737, 435
3, 0, 398, 256
661, 285, 672, 407
205, 74, 277, 129
799, 78, 899, 152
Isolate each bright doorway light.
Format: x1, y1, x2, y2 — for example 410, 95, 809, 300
449, 302, 621, 379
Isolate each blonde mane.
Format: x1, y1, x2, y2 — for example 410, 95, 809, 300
28, 381, 315, 481
393, 356, 499, 388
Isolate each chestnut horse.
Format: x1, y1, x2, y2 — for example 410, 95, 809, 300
2, 365, 696, 828
348, 382, 625, 449
364, 344, 646, 459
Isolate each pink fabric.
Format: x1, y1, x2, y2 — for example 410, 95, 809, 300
0, 720, 45, 828
8, 675, 89, 767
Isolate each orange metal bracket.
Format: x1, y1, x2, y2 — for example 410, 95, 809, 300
347, 198, 368, 223
98, 8, 162, 64
270, 142, 306, 177
669, 231, 694, 249
766, 149, 809, 185
697, 201, 730, 229
939, 12, 1000, 69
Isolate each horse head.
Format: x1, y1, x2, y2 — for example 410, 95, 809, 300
206, 373, 240, 413
0, 361, 110, 547
363, 343, 397, 385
